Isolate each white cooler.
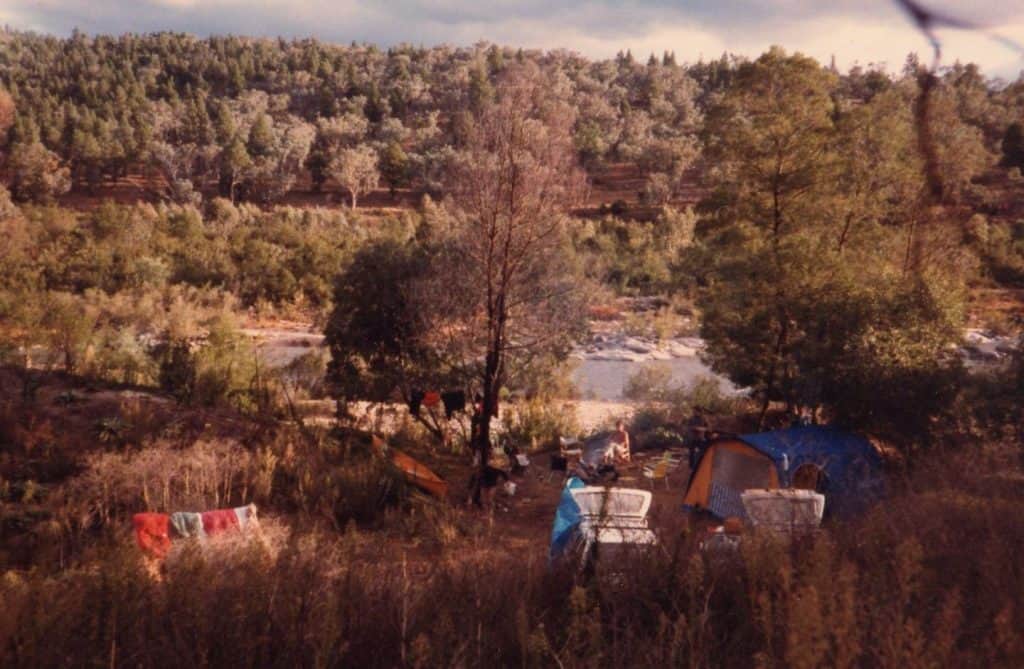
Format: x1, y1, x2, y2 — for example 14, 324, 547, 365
740, 489, 825, 534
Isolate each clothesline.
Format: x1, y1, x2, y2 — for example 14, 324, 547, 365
409, 389, 471, 419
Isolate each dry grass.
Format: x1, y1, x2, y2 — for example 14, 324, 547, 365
57, 439, 267, 529
2, 443, 1024, 667
2, 369, 1023, 667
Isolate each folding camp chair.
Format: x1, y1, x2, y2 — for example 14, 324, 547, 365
642, 452, 672, 489
511, 453, 530, 476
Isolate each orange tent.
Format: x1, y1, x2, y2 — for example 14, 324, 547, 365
683, 439, 779, 519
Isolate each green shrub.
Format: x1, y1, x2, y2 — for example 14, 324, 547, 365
628, 371, 742, 446
623, 363, 674, 402
501, 398, 581, 451
271, 432, 411, 528
155, 339, 197, 403
155, 314, 280, 414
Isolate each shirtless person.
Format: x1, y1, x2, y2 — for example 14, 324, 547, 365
603, 420, 631, 464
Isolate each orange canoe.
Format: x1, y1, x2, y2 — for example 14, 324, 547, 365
373, 436, 449, 499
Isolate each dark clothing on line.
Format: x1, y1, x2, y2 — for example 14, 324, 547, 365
441, 390, 466, 418
409, 390, 424, 417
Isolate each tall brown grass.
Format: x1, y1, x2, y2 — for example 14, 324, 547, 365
3, 458, 1024, 668
3, 364, 1022, 667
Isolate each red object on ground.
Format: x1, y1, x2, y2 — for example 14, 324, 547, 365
132, 512, 172, 559
201, 508, 240, 536
422, 391, 441, 407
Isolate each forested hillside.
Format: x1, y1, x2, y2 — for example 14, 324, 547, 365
0, 31, 705, 204
0, 31, 1022, 297
0, 30, 1020, 211
1, 31, 1023, 426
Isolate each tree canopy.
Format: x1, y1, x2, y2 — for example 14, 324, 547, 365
696, 48, 969, 439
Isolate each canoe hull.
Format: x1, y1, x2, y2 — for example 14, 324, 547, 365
374, 436, 449, 499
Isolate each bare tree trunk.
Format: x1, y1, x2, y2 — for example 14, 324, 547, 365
444, 65, 586, 508
758, 314, 789, 430
478, 291, 508, 477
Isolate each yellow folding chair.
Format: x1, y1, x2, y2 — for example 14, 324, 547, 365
642, 452, 672, 489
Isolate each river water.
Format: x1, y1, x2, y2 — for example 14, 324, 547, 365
570, 357, 723, 401
243, 327, 729, 402
245, 324, 1016, 408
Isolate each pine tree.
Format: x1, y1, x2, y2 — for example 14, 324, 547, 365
246, 114, 275, 159
697, 47, 964, 436
187, 95, 214, 145
486, 45, 504, 73
213, 101, 237, 145
379, 141, 408, 197
219, 136, 251, 202
1002, 121, 1024, 169
468, 60, 494, 112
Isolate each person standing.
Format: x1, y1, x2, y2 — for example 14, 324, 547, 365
687, 407, 710, 470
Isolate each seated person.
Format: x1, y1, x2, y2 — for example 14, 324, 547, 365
603, 420, 631, 464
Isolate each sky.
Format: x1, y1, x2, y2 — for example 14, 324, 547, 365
2, 0, 1023, 80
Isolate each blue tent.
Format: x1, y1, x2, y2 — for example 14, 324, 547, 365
683, 425, 885, 519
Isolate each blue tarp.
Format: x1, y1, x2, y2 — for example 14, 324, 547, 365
549, 477, 586, 563
582, 432, 612, 466
737, 425, 886, 518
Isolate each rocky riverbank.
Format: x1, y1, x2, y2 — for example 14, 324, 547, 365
571, 332, 704, 363
962, 328, 1021, 364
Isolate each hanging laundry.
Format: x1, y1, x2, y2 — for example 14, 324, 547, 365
133, 505, 260, 561
441, 390, 466, 419
233, 504, 258, 529
409, 389, 425, 417
201, 508, 240, 535
169, 511, 205, 539
422, 391, 441, 407
132, 512, 172, 559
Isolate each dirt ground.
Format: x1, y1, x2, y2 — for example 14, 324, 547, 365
376, 436, 695, 570
483, 449, 692, 552
968, 287, 1024, 329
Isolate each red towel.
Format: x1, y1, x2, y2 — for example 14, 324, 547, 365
201, 508, 240, 536
132, 512, 172, 559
